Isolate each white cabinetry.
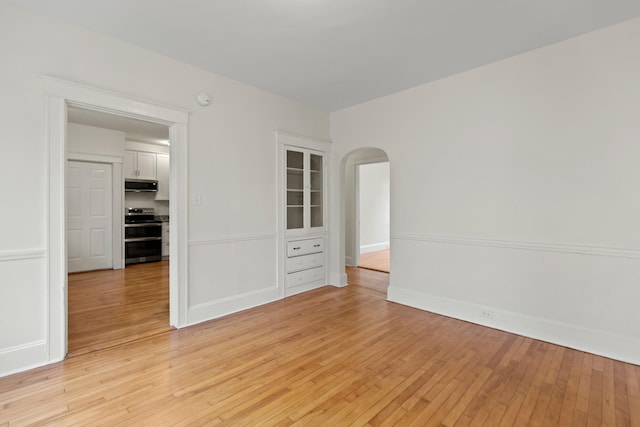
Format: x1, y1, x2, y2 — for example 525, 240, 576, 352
278, 131, 331, 297
285, 237, 325, 293
285, 147, 325, 235
124, 150, 156, 180
155, 154, 170, 200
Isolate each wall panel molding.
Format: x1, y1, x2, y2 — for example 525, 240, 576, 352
392, 233, 640, 259
187, 233, 278, 326
189, 232, 277, 247
0, 249, 46, 262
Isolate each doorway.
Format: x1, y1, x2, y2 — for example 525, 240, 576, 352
342, 147, 390, 286
44, 76, 188, 362
356, 161, 390, 273
65, 106, 173, 356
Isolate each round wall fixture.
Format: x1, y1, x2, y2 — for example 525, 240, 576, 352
197, 92, 211, 106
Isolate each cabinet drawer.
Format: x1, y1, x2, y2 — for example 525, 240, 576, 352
287, 238, 324, 257
286, 253, 324, 274
287, 266, 325, 288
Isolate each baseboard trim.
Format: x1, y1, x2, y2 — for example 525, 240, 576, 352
0, 340, 52, 378
187, 285, 280, 326
286, 280, 328, 296
392, 233, 640, 259
360, 242, 390, 254
387, 286, 640, 366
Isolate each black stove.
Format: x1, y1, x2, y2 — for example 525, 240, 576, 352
124, 207, 162, 265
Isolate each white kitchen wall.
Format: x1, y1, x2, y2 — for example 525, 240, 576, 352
0, 0, 329, 376
330, 17, 640, 364
126, 140, 169, 155
359, 162, 390, 254
67, 123, 125, 157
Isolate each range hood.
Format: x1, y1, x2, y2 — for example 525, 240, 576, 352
125, 179, 158, 192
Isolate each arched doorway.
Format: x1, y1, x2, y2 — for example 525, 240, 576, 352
341, 147, 390, 290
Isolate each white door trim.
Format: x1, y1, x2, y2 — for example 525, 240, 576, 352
43, 76, 190, 362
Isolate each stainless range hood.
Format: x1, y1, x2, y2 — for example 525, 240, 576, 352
125, 179, 158, 192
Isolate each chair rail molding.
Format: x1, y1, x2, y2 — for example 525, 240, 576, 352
392, 233, 640, 259
188, 232, 278, 247
0, 249, 46, 262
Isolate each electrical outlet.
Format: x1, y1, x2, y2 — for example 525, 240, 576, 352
481, 310, 494, 320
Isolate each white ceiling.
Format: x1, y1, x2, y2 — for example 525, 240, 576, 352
11, 0, 640, 111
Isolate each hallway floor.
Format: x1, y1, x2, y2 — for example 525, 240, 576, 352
358, 249, 390, 273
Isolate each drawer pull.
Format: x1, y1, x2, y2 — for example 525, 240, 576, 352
293, 247, 301, 250
313, 244, 321, 247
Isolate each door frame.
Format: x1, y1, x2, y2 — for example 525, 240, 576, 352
44, 76, 189, 361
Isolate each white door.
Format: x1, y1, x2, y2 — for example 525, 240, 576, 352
67, 161, 113, 273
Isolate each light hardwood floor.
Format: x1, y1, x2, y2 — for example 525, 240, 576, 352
68, 261, 172, 356
1, 267, 639, 425
359, 249, 390, 273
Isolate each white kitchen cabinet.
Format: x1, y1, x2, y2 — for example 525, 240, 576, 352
155, 154, 170, 200
124, 150, 156, 180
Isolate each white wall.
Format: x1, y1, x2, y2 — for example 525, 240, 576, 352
0, 0, 329, 376
67, 123, 125, 157
330, 17, 640, 364
359, 162, 390, 253
126, 140, 169, 155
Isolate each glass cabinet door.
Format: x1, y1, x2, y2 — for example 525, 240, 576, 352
285, 147, 325, 233
309, 153, 323, 228
286, 149, 304, 230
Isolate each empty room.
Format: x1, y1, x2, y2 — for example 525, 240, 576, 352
1, 0, 640, 425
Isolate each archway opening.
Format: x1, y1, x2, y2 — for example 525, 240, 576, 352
340, 147, 390, 292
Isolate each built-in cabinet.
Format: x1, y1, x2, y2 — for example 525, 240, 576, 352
124, 150, 156, 180
278, 132, 331, 297
286, 148, 325, 234
286, 237, 325, 289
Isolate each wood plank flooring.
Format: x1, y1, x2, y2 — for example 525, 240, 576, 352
359, 249, 390, 273
1, 268, 639, 425
68, 261, 172, 357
